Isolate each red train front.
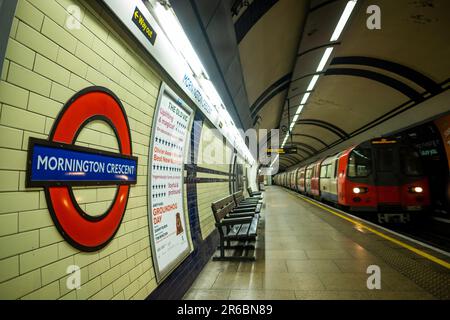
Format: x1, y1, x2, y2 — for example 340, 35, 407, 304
337, 138, 430, 214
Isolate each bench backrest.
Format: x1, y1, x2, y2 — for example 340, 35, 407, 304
211, 195, 235, 223
233, 190, 245, 205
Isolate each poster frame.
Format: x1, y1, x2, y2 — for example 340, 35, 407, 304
147, 82, 194, 283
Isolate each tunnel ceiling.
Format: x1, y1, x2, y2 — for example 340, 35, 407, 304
171, 0, 450, 171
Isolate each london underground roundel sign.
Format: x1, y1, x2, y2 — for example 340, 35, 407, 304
26, 87, 138, 251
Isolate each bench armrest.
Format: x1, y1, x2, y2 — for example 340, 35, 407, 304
226, 212, 255, 218
216, 217, 253, 227
236, 204, 257, 209
231, 208, 257, 214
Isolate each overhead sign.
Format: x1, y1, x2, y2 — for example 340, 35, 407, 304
371, 138, 397, 144
148, 83, 193, 282
266, 147, 298, 154
27, 139, 137, 187
26, 87, 137, 252
132, 6, 157, 45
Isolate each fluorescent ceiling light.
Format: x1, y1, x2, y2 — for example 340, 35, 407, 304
154, 3, 256, 165
301, 92, 311, 105
154, 3, 205, 77
296, 105, 304, 115
307, 75, 320, 92
316, 47, 334, 72
199, 77, 222, 107
292, 114, 299, 123
330, 0, 357, 42
271, 154, 279, 167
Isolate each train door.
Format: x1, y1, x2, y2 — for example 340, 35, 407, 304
291, 169, 297, 191
297, 168, 305, 193
330, 158, 339, 201
373, 145, 402, 209
320, 163, 329, 200
311, 162, 321, 198
305, 166, 313, 195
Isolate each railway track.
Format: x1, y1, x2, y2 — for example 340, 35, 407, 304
352, 212, 450, 254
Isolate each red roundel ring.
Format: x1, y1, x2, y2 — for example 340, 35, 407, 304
46, 87, 133, 251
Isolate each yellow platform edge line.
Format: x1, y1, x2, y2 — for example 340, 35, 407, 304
297, 195, 450, 270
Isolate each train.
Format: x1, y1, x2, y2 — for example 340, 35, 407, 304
273, 138, 431, 222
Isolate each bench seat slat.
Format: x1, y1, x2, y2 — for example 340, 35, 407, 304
248, 216, 259, 236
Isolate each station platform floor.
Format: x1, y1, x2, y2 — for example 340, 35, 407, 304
184, 186, 450, 300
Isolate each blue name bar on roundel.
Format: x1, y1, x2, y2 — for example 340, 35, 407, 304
26, 138, 138, 187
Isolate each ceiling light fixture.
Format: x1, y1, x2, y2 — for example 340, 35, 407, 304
307, 75, 320, 92
316, 47, 334, 72
154, 2, 256, 165
330, 0, 358, 42
301, 92, 311, 105
270, 154, 279, 167
154, 2, 205, 77
280, 1, 357, 158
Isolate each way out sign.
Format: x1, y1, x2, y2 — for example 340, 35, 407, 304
26, 87, 138, 251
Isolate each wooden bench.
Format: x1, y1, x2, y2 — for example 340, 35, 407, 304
211, 195, 259, 261
233, 191, 262, 214
247, 187, 263, 198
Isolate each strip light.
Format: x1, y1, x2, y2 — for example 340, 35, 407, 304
270, 154, 279, 168
295, 105, 304, 115
316, 47, 334, 72
330, 0, 358, 42
300, 92, 311, 105
307, 75, 320, 92
287, 0, 357, 138
154, 3, 205, 77
154, 2, 255, 165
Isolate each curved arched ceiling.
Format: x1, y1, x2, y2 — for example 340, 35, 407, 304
238, 0, 308, 131
278, 0, 450, 171
172, 0, 449, 172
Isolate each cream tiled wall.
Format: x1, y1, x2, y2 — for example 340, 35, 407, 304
196, 122, 233, 240
0, 0, 162, 300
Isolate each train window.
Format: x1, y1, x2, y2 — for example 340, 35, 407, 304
348, 148, 372, 177
400, 147, 424, 176
306, 168, 312, 179
320, 165, 328, 178
326, 165, 333, 178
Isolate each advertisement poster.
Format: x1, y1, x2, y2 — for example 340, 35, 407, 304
148, 84, 193, 282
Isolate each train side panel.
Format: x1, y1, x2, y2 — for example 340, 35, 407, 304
320, 155, 339, 203
297, 167, 306, 193
310, 160, 323, 198
305, 165, 314, 196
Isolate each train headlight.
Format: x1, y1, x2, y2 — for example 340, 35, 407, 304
353, 187, 368, 194
409, 186, 423, 193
